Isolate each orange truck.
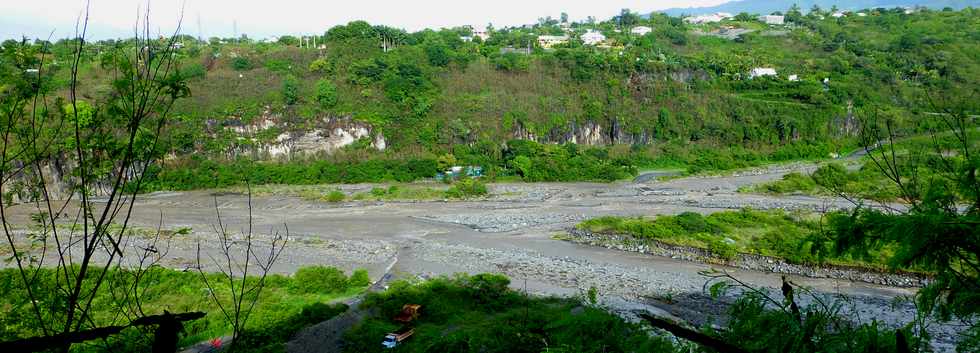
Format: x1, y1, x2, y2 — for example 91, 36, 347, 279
393, 304, 421, 323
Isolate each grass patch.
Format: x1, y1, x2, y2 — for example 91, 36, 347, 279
576, 209, 896, 267
0, 265, 367, 352
351, 185, 448, 201
746, 163, 903, 201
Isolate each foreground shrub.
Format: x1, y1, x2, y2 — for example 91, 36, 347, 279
292, 266, 350, 294
445, 178, 488, 198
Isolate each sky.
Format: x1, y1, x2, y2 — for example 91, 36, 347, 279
0, 0, 728, 41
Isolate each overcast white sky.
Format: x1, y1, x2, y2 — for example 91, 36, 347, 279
0, 0, 728, 40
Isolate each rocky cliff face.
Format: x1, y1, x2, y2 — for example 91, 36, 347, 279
221, 108, 386, 159
511, 120, 652, 146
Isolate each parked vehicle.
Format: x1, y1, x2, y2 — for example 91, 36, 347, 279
393, 304, 421, 323
382, 327, 414, 349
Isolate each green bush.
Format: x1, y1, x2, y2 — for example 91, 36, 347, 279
292, 266, 350, 294
326, 190, 345, 202
309, 58, 333, 73
282, 74, 300, 105
231, 56, 251, 70
445, 178, 488, 198
179, 63, 207, 79
349, 269, 371, 287
314, 79, 338, 109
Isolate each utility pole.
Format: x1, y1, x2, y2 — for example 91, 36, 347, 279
197, 13, 203, 41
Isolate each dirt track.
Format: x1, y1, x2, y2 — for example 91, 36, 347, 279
2, 162, 964, 351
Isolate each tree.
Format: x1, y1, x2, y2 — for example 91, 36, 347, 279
231, 56, 251, 70
616, 9, 640, 28
734, 12, 755, 22
424, 40, 451, 67
282, 74, 300, 105
315, 79, 338, 109
0, 6, 203, 351
817, 87, 980, 351
277, 35, 300, 46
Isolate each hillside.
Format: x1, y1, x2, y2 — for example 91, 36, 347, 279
2, 6, 978, 191
658, 0, 978, 16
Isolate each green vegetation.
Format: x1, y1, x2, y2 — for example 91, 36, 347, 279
6, 7, 974, 191
0, 266, 367, 352
346, 272, 928, 353
750, 130, 980, 200
749, 163, 902, 200
577, 209, 891, 266
444, 178, 488, 198
343, 273, 682, 353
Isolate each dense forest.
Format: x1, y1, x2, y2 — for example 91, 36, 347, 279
1, 6, 977, 189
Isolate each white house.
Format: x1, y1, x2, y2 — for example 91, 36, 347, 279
759, 15, 785, 25
460, 36, 474, 42
472, 27, 490, 41
749, 67, 778, 79
788, 74, 800, 82
580, 30, 606, 46
684, 13, 732, 24
630, 26, 652, 36
857, 12, 867, 17
832, 12, 846, 18
537, 35, 569, 48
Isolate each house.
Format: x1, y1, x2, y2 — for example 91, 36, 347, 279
758, 15, 785, 25
684, 13, 732, 24
472, 27, 490, 41
749, 67, 777, 78
499, 46, 531, 55
580, 30, 606, 46
537, 35, 569, 48
857, 12, 867, 17
630, 26, 652, 36
788, 74, 800, 82
460, 36, 474, 42
832, 12, 846, 18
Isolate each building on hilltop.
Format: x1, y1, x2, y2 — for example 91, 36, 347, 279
630, 26, 652, 36
759, 15, 785, 25
472, 27, 490, 41
537, 35, 569, 49
749, 67, 777, 79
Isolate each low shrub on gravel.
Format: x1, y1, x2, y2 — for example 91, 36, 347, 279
444, 178, 488, 199
577, 209, 836, 264
326, 190, 346, 202
343, 273, 682, 353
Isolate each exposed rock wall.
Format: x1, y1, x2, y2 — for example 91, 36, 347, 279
513, 120, 652, 146
221, 108, 386, 159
